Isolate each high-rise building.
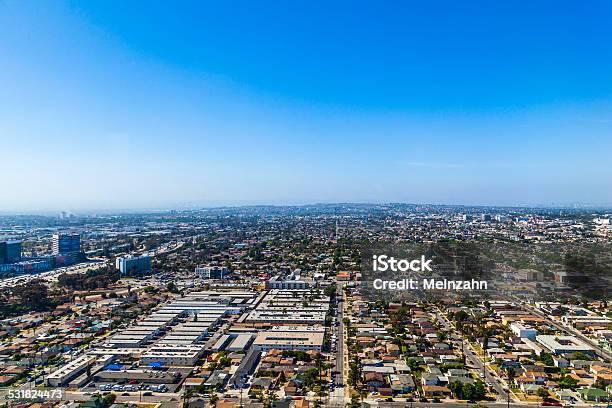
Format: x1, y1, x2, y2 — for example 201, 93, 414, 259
52, 233, 81, 255
116, 255, 151, 275
52, 233, 82, 265
0, 241, 21, 264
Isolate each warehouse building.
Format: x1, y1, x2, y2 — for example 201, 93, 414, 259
253, 331, 324, 351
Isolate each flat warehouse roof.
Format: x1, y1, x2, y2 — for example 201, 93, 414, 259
254, 331, 324, 347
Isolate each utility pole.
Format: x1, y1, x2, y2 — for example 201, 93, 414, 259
507, 371, 511, 408
483, 358, 486, 382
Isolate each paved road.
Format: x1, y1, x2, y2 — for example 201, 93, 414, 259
376, 401, 553, 408
0, 261, 103, 289
434, 309, 516, 403
328, 281, 346, 407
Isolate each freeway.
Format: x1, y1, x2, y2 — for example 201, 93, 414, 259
0, 260, 103, 289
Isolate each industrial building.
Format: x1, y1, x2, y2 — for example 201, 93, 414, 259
253, 330, 324, 351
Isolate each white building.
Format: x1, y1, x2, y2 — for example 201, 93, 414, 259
140, 344, 206, 366
510, 322, 538, 340
46, 354, 112, 387
536, 335, 593, 356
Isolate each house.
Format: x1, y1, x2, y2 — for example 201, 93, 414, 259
251, 377, 273, 390
447, 369, 469, 377
364, 372, 386, 390
283, 380, 298, 396
390, 374, 415, 394
80, 395, 105, 408
555, 390, 576, 403
596, 372, 612, 386
183, 378, 205, 389
294, 399, 310, 408
521, 384, 541, 395
446, 376, 473, 385
578, 387, 608, 402
553, 357, 569, 368
421, 373, 440, 386
514, 375, 537, 388
422, 385, 452, 398
385, 343, 400, 356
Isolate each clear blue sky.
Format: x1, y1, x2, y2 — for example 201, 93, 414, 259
1, 1, 611, 211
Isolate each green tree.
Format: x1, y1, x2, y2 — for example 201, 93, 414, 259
102, 393, 116, 408
449, 380, 464, 399
540, 352, 554, 366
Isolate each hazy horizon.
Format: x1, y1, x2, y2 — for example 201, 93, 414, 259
2, 1, 611, 211
2, 199, 611, 217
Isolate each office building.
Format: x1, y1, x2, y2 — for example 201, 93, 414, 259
116, 255, 151, 275
52, 233, 82, 265
52, 233, 81, 255
0, 241, 21, 264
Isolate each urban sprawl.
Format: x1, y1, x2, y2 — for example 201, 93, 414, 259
0, 204, 610, 408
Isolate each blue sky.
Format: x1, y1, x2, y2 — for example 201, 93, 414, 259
1, 1, 611, 211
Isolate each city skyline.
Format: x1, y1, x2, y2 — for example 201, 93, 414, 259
2, 1, 612, 211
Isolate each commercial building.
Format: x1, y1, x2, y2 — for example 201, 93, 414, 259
562, 315, 612, 329
52, 233, 81, 254
245, 310, 326, 325
510, 322, 538, 340
267, 274, 311, 290
195, 266, 229, 279
0, 257, 53, 274
159, 320, 213, 345
52, 233, 81, 264
46, 354, 113, 387
158, 298, 244, 315
116, 255, 151, 275
0, 241, 21, 264
536, 335, 594, 356
211, 334, 232, 352
227, 334, 254, 352
253, 330, 324, 351
94, 369, 183, 384
140, 344, 206, 366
